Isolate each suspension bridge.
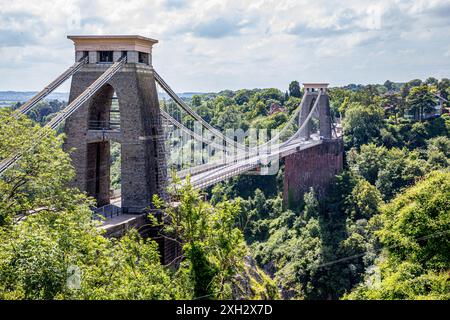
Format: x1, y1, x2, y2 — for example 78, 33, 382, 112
0, 36, 343, 248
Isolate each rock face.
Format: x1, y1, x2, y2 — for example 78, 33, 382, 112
232, 255, 279, 300
283, 139, 344, 208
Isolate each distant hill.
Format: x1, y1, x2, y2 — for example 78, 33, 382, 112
158, 91, 205, 100
0, 91, 203, 107
0, 91, 69, 108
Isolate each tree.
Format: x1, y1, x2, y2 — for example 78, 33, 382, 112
191, 95, 202, 107
424, 77, 438, 87
405, 85, 436, 121
251, 189, 324, 299
343, 103, 384, 149
253, 101, 267, 117
375, 148, 426, 200
110, 141, 121, 190
234, 89, 252, 105
289, 81, 302, 98
379, 171, 449, 269
196, 100, 214, 123
380, 91, 404, 118
347, 143, 428, 200
154, 176, 248, 299
408, 79, 423, 87
328, 88, 350, 117
426, 136, 450, 168
346, 179, 383, 220
0, 211, 188, 299
406, 121, 429, 149
347, 143, 388, 184
437, 78, 450, 100
284, 96, 302, 114
214, 104, 246, 130
383, 80, 395, 92
0, 109, 79, 225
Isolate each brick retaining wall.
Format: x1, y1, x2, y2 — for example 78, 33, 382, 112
283, 139, 344, 208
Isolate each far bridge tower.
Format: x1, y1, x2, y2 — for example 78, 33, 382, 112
284, 83, 343, 207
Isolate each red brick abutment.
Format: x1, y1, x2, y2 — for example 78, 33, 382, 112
283, 139, 344, 208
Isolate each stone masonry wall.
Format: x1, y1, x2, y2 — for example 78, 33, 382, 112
283, 139, 344, 208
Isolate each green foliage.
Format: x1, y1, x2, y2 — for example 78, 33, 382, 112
383, 115, 449, 150
288, 81, 302, 98
425, 77, 439, 86
191, 95, 202, 107
0, 111, 190, 299
27, 100, 66, 125
380, 92, 404, 118
343, 103, 384, 149
348, 143, 430, 200
0, 210, 188, 299
345, 171, 450, 300
374, 148, 427, 200
154, 176, 248, 299
184, 242, 219, 298
426, 136, 450, 168
110, 141, 121, 190
347, 143, 388, 184
437, 78, 450, 100
346, 179, 383, 220
377, 171, 450, 270
213, 174, 280, 200
0, 109, 80, 225
250, 188, 345, 299
405, 85, 436, 121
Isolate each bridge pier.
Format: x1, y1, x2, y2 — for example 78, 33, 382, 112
283, 139, 343, 208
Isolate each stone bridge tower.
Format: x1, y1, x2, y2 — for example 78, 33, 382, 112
299, 83, 332, 140
64, 35, 167, 213
283, 83, 343, 208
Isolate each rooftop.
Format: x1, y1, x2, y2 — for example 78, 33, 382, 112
303, 83, 329, 88
67, 35, 158, 54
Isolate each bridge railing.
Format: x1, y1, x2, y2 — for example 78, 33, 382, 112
88, 120, 120, 131
92, 204, 122, 220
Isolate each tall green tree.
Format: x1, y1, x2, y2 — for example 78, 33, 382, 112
424, 77, 438, 86
383, 80, 395, 92
191, 95, 202, 107
343, 103, 384, 149
437, 78, 450, 100
406, 85, 436, 120
289, 81, 302, 98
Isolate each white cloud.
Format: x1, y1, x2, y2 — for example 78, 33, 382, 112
444, 46, 450, 57
0, 0, 449, 91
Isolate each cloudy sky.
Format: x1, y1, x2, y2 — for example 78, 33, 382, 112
0, 0, 449, 92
